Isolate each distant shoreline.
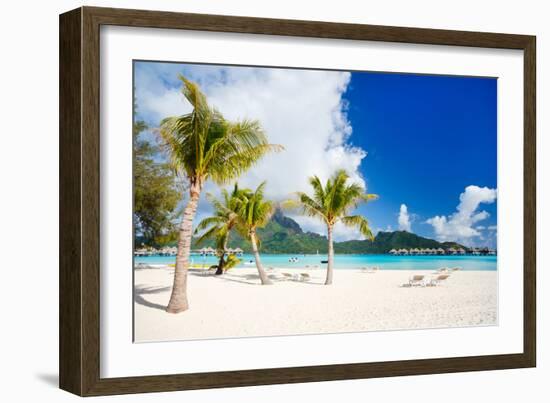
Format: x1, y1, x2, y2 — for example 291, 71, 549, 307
135, 254, 497, 271
134, 251, 497, 257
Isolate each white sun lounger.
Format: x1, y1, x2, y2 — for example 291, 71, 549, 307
202, 267, 217, 276
361, 266, 380, 273
427, 274, 451, 286
408, 274, 426, 287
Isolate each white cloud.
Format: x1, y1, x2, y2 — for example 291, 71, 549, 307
137, 64, 369, 236
398, 204, 412, 232
426, 185, 497, 244
142, 89, 186, 120
199, 68, 366, 197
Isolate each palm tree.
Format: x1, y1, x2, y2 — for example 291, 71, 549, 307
159, 75, 282, 313
235, 182, 274, 285
194, 184, 250, 275
288, 170, 377, 285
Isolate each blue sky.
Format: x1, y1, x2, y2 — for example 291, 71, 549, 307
134, 61, 497, 247
344, 72, 497, 246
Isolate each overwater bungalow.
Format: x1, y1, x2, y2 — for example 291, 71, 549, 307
436, 248, 445, 255
134, 248, 150, 256
398, 248, 409, 255
457, 248, 466, 255
389, 249, 398, 255
158, 246, 177, 256
198, 246, 216, 256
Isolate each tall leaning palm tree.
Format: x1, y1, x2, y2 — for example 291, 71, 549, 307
194, 184, 250, 275
235, 182, 274, 285
160, 75, 282, 313
289, 170, 377, 285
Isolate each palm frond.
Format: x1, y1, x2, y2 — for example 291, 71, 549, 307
158, 74, 282, 187
340, 215, 375, 240
327, 169, 350, 216
194, 225, 221, 246
308, 175, 326, 206
295, 192, 326, 221
194, 216, 224, 234
208, 143, 284, 185
292, 169, 377, 234
235, 182, 275, 233
280, 198, 300, 211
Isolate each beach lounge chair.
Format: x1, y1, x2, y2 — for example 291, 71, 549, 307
361, 266, 379, 273
282, 272, 294, 281
408, 274, 426, 287
202, 266, 217, 276
299, 273, 311, 281
135, 263, 153, 270
428, 274, 451, 286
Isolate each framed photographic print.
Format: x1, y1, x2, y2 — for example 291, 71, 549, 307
59, 6, 536, 396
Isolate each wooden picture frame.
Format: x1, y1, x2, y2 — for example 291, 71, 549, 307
59, 6, 536, 396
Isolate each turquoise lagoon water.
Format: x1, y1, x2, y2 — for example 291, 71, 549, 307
135, 254, 497, 271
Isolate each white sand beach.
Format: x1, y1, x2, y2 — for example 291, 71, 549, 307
134, 266, 497, 342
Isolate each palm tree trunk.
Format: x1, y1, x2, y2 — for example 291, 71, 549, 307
325, 225, 334, 285
216, 239, 227, 275
166, 182, 202, 313
250, 231, 272, 285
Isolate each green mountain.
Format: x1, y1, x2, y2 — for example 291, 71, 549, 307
192, 209, 466, 254
335, 230, 465, 254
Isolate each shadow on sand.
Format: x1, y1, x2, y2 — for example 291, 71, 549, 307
134, 285, 171, 311
188, 269, 324, 286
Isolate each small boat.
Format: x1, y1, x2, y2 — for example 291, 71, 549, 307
321, 260, 328, 264
244, 260, 255, 265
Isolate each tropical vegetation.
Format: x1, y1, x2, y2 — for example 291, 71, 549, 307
286, 170, 378, 285
159, 75, 282, 313
191, 210, 467, 254
133, 114, 181, 247
194, 184, 249, 275
233, 182, 275, 285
